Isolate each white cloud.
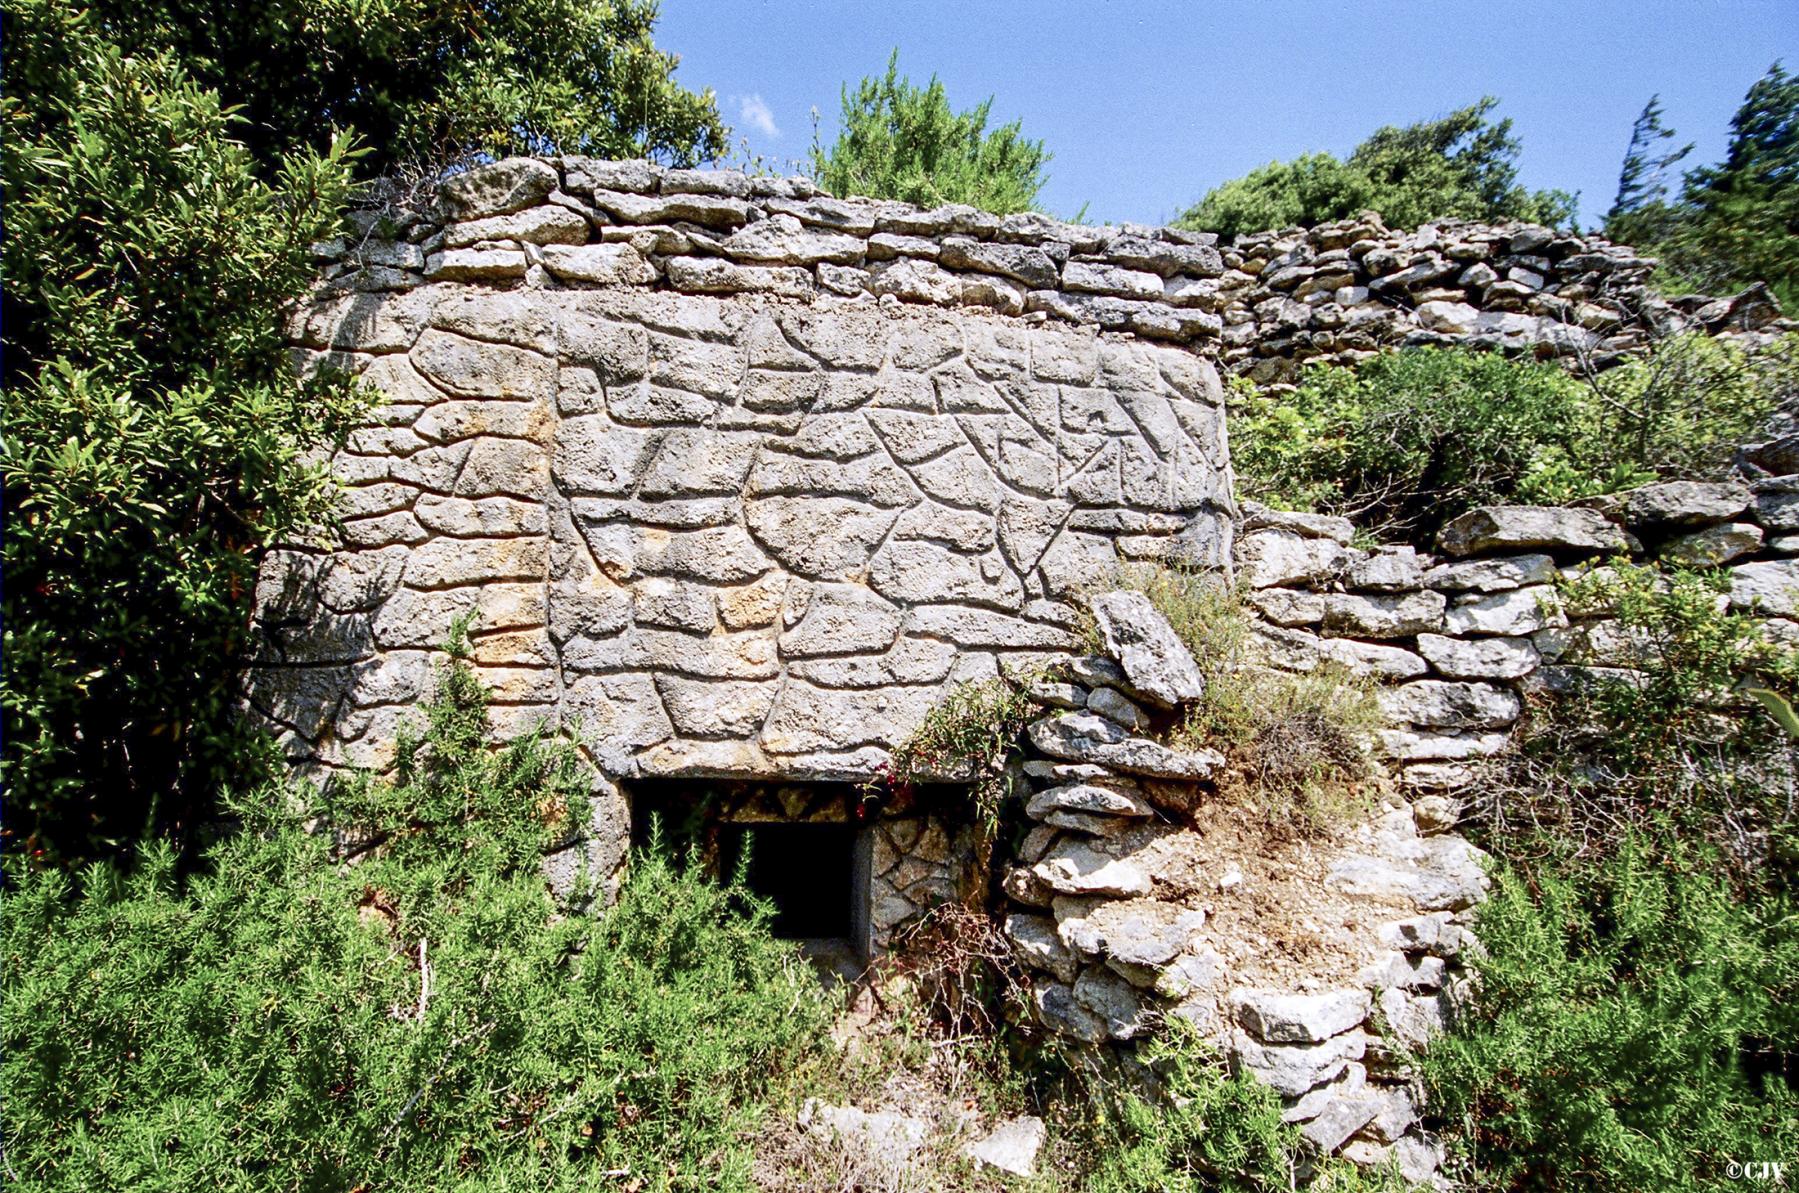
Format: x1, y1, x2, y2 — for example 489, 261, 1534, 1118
735, 93, 780, 139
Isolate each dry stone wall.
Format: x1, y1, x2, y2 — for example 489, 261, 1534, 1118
251, 157, 1237, 882
1235, 475, 1799, 788
1215, 213, 1789, 384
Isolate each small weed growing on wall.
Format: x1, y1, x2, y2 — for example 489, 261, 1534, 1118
1111, 565, 1383, 832
879, 674, 1042, 837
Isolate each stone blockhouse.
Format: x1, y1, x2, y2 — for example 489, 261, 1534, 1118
252, 156, 1237, 949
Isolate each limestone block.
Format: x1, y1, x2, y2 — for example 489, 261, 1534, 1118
869, 540, 1023, 611
1320, 590, 1445, 639
1729, 559, 1799, 616
654, 676, 777, 737
720, 215, 865, 265
1031, 838, 1152, 897
372, 583, 547, 649
1378, 680, 1520, 730
424, 249, 527, 281
587, 188, 753, 229
1378, 728, 1511, 762
1345, 546, 1424, 591
415, 495, 546, 538
1027, 712, 1224, 781
1005, 913, 1078, 983
939, 236, 1061, 289
414, 399, 554, 445
443, 204, 588, 249
1088, 590, 1206, 706
664, 256, 815, 298
1026, 783, 1153, 822
1437, 505, 1630, 557
541, 243, 656, 286
746, 497, 899, 578
428, 290, 556, 352
1055, 897, 1206, 968
1415, 633, 1539, 680
1240, 502, 1356, 544
1444, 585, 1566, 636
403, 537, 547, 589
553, 416, 657, 496
631, 577, 717, 632
1237, 530, 1346, 588
1231, 1029, 1368, 1098
1422, 552, 1556, 592
1073, 968, 1154, 1039
1033, 982, 1109, 1043
411, 328, 553, 400
1620, 480, 1750, 527
1661, 522, 1762, 567
439, 157, 557, 219
761, 682, 940, 754
1231, 988, 1371, 1044
557, 312, 648, 382
778, 584, 903, 657
1252, 625, 1427, 681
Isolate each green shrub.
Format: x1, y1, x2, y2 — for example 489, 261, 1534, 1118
1482, 561, 1799, 870
1179, 98, 1572, 238
2, 640, 832, 1191
1423, 838, 1799, 1192
2, 0, 370, 860
1434, 561, 1799, 1189
1087, 1022, 1301, 1193
812, 49, 1049, 215
1230, 339, 1793, 542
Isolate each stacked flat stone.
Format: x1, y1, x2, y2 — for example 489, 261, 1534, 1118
1000, 590, 1483, 1182
1236, 476, 1799, 790
305, 156, 1232, 347
1213, 213, 1789, 383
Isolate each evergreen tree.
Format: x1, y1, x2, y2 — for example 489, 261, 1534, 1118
1607, 64, 1799, 310
1179, 98, 1574, 238
1606, 95, 1693, 224
811, 50, 1048, 215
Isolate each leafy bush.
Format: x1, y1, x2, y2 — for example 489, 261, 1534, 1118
1114, 567, 1382, 830
2, 0, 370, 859
1180, 98, 1573, 239
2, 640, 832, 1191
1230, 339, 1793, 542
1481, 561, 1799, 871
1087, 1022, 1302, 1193
1432, 561, 1799, 1189
1423, 838, 1799, 1192
812, 49, 1049, 215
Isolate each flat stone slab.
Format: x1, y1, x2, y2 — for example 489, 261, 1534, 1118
1027, 712, 1224, 781
1230, 987, 1370, 1044
964, 1116, 1045, 1177
1437, 505, 1630, 557
1088, 589, 1206, 707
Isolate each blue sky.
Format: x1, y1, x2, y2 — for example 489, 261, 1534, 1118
657, 0, 1798, 229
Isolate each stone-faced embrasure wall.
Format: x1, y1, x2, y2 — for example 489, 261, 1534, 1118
250, 156, 1236, 887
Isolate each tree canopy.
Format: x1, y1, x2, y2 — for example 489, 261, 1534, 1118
80, 0, 727, 177
1179, 98, 1575, 239
1606, 63, 1799, 310
811, 50, 1049, 215
0, 0, 721, 860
